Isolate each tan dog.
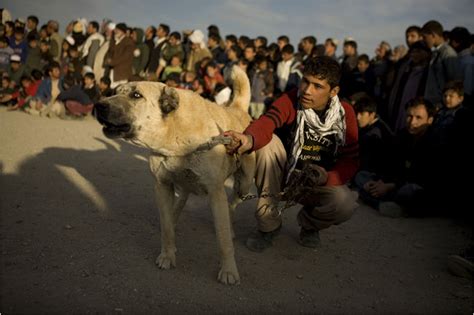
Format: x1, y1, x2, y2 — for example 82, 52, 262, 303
94, 66, 255, 284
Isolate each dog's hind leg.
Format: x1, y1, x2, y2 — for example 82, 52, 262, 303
209, 186, 240, 285
229, 153, 256, 213
172, 187, 188, 227
154, 182, 178, 270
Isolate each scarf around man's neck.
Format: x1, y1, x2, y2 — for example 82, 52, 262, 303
286, 95, 346, 183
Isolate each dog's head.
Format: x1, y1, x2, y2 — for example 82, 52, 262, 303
94, 81, 180, 146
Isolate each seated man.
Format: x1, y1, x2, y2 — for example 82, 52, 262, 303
359, 97, 438, 217
352, 96, 396, 209
224, 56, 359, 252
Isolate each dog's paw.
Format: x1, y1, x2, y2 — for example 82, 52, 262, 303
218, 262, 240, 285
155, 252, 176, 269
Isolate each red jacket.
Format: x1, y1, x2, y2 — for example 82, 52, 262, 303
244, 89, 359, 186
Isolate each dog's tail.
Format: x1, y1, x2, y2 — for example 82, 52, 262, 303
226, 65, 251, 112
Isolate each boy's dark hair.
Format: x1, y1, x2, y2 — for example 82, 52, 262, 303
405, 97, 437, 117
449, 27, 471, 52
225, 34, 237, 45
238, 35, 251, 47
303, 56, 341, 89
49, 61, 61, 71
27, 33, 38, 42
354, 96, 377, 114
31, 69, 43, 81
207, 24, 220, 36
281, 44, 294, 55
14, 27, 25, 35
27, 15, 39, 26
344, 40, 357, 50
166, 72, 181, 83
159, 24, 170, 36
244, 43, 256, 52
169, 31, 181, 41
254, 55, 269, 66
277, 35, 289, 44
256, 36, 268, 47
100, 76, 111, 86
357, 54, 370, 64
63, 75, 76, 88
89, 21, 99, 32
20, 75, 32, 83
2, 76, 11, 82
406, 25, 421, 35
238, 58, 249, 67
443, 80, 464, 96
421, 20, 444, 36
302, 36, 317, 46
84, 72, 95, 81
0, 36, 8, 44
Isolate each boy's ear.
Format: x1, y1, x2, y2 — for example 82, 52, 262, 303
330, 86, 340, 97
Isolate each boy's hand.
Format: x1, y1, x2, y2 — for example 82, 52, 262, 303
222, 130, 253, 155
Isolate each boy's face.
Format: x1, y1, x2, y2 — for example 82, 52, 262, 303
406, 31, 421, 47
356, 111, 376, 128
257, 60, 267, 71
444, 89, 464, 109
11, 62, 20, 71
406, 104, 433, 135
170, 56, 181, 67
29, 39, 37, 48
357, 60, 369, 73
299, 74, 339, 111
50, 67, 61, 79
206, 66, 216, 77
98, 81, 108, 91
422, 33, 436, 49
21, 79, 31, 88
84, 77, 94, 87
14, 32, 24, 42
2, 79, 9, 88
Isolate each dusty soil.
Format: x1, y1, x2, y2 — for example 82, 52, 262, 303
1, 107, 472, 314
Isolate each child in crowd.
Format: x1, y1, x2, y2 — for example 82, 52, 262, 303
98, 76, 113, 98
249, 56, 274, 119
0, 76, 17, 106
161, 54, 182, 81
179, 71, 196, 90
203, 60, 224, 95
432, 80, 464, 145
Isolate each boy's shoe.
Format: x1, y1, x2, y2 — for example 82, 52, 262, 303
245, 225, 281, 253
379, 201, 405, 218
298, 228, 321, 248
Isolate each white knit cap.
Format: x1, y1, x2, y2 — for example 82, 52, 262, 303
10, 54, 21, 63
189, 29, 206, 48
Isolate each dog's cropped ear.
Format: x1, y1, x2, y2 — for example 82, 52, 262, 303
159, 86, 179, 115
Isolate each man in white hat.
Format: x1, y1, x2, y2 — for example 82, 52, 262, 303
185, 29, 212, 73
8, 54, 25, 86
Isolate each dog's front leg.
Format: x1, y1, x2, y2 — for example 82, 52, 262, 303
154, 182, 177, 269
209, 186, 240, 285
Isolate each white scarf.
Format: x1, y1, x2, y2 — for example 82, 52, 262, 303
287, 95, 346, 182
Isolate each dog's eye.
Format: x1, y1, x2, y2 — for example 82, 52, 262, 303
131, 91, 142, 99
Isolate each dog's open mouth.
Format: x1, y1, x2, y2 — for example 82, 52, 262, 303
97, 116, 132, 138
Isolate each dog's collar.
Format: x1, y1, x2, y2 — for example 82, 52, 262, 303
151, 135, 232, 157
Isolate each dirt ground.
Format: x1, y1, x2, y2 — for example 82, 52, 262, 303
0, 107, 472, 314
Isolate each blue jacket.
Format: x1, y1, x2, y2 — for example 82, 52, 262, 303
36, 77, 64, 104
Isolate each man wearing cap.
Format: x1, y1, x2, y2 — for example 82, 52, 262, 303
185, 29, 212, 73
324, 38, 339, 61
8, 54, 25, 86
105, 22, 135, 88
46, 20, 63, 62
